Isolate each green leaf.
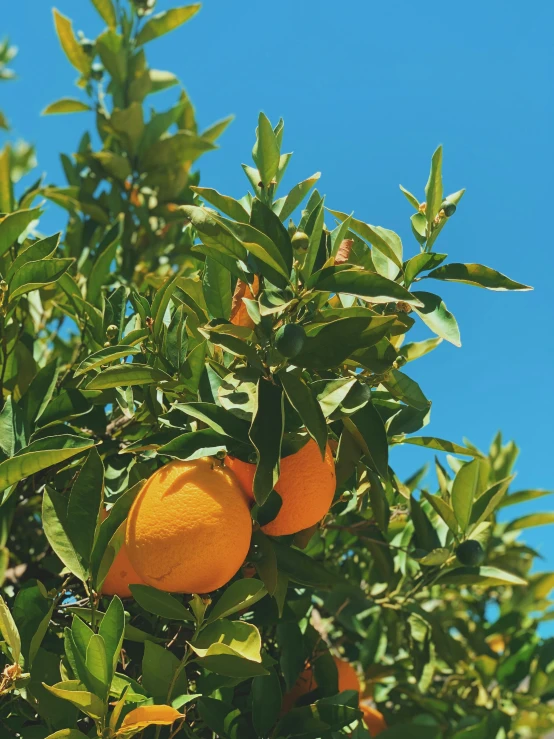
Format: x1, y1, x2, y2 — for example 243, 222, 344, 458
200, 114, 234, 143
470, 476, 513, 529
383, 370, 429, 411
365, 469, 390, 532
411, 291, 461, 346
0, 594, 21, 664
249, 378, 284, 505
37, 389, 99, 428
253, 112, 280, 186
66, 448, 104, 567
399, 336, 443, 363
252, 669, 282, 738
451, 459, 485, 534
6, 233, 60, 282
87, 221, 122, 307
399, 184, 420, 209
276, 172, 321, 222
42, 99, 91, 115
272, 540, 341, 589
411, 495, 441, 553
52, 9, 91, 75
136, 4, 201, 45
45, 731, 89, 739
250, 197, 293, 274
23, 358, 60, 427
130, 584, 194, 621
42, 681, 104, 720
217, 216, 290, 282
142, 642, 187, 702
13, 582, 53, 668
425, 145, 443, 227
404, 252, 446, 287
275, 697, 362, 737
506, 513, 554, 532
8, 257, 72, 301
278, 369, 327, 456
86, 364, 171, 390
391, 435, 483, 457
98, 596, 124, 683
85, 634, 109, 697
158, 428, 231, 461
73, 346, 141, 377
42, 488, 87, 582
294, 315, 395, 370
91, 0, 117, 28
251, 530, 278, 595
152, 272, 181, 341
424, 263, 532, 291
314, 266, 422, 306
191, 619, 267, 678
174, 402, 250, 443
191, 186, 249, 222
207, 579, 266, 623
327, 209, 403, 268
0, 435, 94, 500
203, 257, 232, 320
421, 491, 458, 535
0, 207, 42, 257
438, 566, 526, 587
500, 489, 552, 509
302, 200, 325, 278
92, 152, 132, 182
343, 402, 388, 479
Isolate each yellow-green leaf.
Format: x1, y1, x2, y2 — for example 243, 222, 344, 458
0, 595, 21, 664
52, 9, 91, 75
136, 5, 201, 46
117, 705, 183, 737
42, 99, 92, 115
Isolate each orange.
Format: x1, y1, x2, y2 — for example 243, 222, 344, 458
99, 509, 143, 599
226, 439, 336, 536
360, 700, 387, 736
125, 458, 252, 593
281, 657, 360, 714
230, 276, 259, 329
487, 634, 506, 654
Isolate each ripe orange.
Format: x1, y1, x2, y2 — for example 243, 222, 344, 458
360, 700, 387, 736
226, 439, 336, 536
99, 509, 143, 599
125, 458, 252, 593
281, 657, 360, 713
230, 276, 259, 329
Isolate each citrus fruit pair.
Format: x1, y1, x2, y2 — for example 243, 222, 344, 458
105, 436, 335, 595
282, 657, 386, 735
226, 438, 336, 536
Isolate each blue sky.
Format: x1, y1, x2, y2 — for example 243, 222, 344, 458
3, 2, 554, 592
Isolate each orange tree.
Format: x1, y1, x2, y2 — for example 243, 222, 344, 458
0, 2, 553, 737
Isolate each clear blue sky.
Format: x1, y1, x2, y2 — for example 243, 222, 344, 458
3, 1, 554, 596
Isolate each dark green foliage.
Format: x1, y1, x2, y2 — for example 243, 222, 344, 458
0, 2, 551, 738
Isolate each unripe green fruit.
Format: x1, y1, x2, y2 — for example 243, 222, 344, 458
456, 540, 485, 566
0, 280, 8, 292
275, 323, 306, 358
91, 66, 104, 81
291, 231, 309, 251
81, 41, 95, 55
441, 201, 457, 217
106, 324, 118, 340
